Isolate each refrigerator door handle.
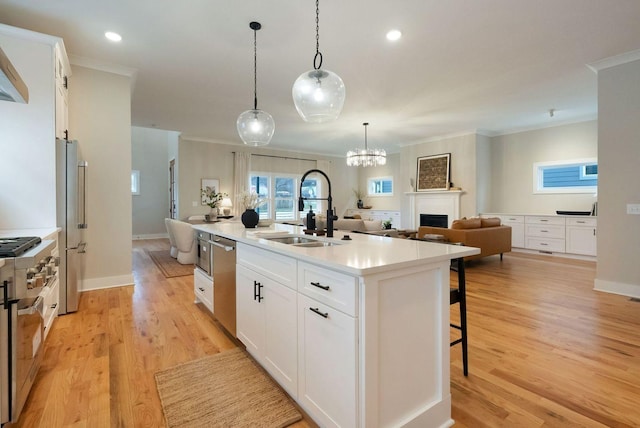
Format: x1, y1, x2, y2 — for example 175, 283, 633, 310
78, 161, 88, 229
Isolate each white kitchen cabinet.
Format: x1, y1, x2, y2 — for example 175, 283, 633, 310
298, 294, 357, 428
566, 217, 597, 256
55, 43, 69, 140
0, 24, 70, 229
236, 248, 298, 398
296, 261, 358, 427
193, 268, 213, 313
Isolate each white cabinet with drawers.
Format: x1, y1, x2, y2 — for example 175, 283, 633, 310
525, 216, 566, 253
345, 209, 401, 228
482, 213, 597, 257
297, 262, 358, 428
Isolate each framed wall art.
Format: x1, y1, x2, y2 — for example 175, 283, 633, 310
416, 153, 451, 191
201, 178, 220, 205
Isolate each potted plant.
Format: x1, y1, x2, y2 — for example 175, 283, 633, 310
238, 191, 269, 228
201, 186, 227, 218
383, 218, 393, 230
353, 188, 364, 209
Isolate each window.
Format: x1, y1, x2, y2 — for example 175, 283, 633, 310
131, 170, 140, 195
533, 159, 598, 194
367, 176, 393, 196
249, 172, 321, 220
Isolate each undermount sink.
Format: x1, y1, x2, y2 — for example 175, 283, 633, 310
264, 235, 340, 247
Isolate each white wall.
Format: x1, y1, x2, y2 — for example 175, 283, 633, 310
69, 65, 133, 290
132, 126, 179, 238
595, 58, 640, 297
0, 29, 57, 229
356, 153, 402, 211
489, 121, 598, 214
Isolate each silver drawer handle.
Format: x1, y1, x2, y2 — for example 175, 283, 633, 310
540, 219, 548, 222
577, 221, 585, 224
541, 230, 548, 233
540, 243, 548, 246
309, 307, 329, 318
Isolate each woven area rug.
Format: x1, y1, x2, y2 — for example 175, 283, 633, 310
155, 348, 302, 428
146, 250, 193, 278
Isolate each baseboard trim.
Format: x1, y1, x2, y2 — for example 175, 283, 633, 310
594, 278, 640, 298
511, 248, 596, 262
133, 233, 168, 240
80, 274, 135, 292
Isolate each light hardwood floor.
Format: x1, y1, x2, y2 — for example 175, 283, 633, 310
11, 240, 640, 427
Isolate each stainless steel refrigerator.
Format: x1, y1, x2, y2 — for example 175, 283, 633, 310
56, 138, 87, 314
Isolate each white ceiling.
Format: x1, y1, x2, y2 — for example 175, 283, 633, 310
2, 1, 640, 156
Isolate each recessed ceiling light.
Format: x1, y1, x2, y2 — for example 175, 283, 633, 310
105, 31, 122, 42
386, 30, 402, 41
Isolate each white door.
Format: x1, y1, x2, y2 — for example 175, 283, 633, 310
236, 265, 264, 358
263, 279, 298, 398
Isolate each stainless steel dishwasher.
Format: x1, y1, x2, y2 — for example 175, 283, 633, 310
211, 235, 236, 336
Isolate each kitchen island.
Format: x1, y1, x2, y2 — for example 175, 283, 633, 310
192, 221, 479, 428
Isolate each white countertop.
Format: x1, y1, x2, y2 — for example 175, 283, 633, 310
193, 221, 479, 276
0, 227, 61, 240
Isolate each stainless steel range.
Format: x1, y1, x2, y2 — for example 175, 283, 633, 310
0, 237, 57, 425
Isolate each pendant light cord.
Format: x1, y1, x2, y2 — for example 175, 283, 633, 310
313, 0, 323, 70
253, 26, 258, 110
363, 122, 369, 150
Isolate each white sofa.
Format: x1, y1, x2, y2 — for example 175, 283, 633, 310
165, 218, 197, 264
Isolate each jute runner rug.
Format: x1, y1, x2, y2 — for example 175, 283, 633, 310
146, 249, 193, 278
155, 348, 302, 428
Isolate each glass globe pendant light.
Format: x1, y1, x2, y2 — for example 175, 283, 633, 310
237, 21, 275, 146
346, 123, 387, 167
292, 0, 345, 123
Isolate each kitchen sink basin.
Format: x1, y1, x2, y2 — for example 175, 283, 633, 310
264, 235, 339, 247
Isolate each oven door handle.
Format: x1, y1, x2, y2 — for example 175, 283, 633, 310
209, 241, 235, 252
17, 296, 44, 316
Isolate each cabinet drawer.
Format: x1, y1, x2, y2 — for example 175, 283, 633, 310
566, 217, 597, 227
237, 243, 297, 289
194, 268, 213, 312
526, 224, 565, 239
526, 237, 565, 253
525, 216, 565, 225
298, 262, 358, 317
500, 215, 524, 224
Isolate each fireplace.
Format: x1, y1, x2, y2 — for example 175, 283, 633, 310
407, 190, 461, 229
420, 214, 448, 228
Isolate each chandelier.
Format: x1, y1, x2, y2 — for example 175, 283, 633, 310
346, 123, 387, 167
237, 21, 275, 146
291, 0, 345, 123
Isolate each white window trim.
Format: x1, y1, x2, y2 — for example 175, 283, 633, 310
532, 158, 598, 194
131, 170, 140, 195
367, 176, 394, 197
250, 171, 321, 220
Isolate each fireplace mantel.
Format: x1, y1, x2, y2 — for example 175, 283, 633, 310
406, 191, 462, 229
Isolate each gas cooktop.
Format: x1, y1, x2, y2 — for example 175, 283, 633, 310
0, 236, 42, 258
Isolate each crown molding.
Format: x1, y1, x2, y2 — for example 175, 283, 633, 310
587, 49, 640, 73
